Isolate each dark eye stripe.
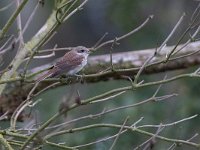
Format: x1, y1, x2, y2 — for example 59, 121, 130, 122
78, 49, 85, 53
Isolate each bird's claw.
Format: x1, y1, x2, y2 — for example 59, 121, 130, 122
74, 74, 84, 83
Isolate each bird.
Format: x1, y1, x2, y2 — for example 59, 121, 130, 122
36, 46, 90, 82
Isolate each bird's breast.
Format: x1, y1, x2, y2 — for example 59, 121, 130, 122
68, 59, 87, 75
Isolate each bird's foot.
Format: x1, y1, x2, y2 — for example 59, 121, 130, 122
74, 74, 84, 83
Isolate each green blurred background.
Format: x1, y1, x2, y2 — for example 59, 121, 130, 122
0, 0, 200, 149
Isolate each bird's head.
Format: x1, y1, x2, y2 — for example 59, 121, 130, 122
73, 46, 90, 58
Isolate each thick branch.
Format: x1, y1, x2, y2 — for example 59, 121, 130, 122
0, 41, 200, 121
0, 11, 58, 95
86, 41, 200, 79
31, 40, 200, 83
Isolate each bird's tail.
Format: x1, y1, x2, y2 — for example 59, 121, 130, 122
36, 69, 55, 83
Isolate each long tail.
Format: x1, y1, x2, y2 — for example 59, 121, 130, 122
36, 69, 55, 83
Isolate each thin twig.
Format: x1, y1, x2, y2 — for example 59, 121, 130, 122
45, 93, 175, 134
22, 1, 40, 34
90, 91, 126, 104
92, 32, 108, 49
63, 0, 88, 22
0, 0, 29, 39
191, 3, 200, 21
133, 49, 157, 85
165, 8, 200, 62
24, 50, 55, 61
167, 133, 199, 150
38, 47, 73, 53
137, 114, 198, 128
10, 82, 40, 130
0, 111, 9, 121
0, 1, 15, 12
94, 15, 154, 50
55, 0, 74, 23
43, 123, 200, 148
0, 35, 14, 51
10, 100, 32, 130
174, 24, 200, 55
157, 13, 185, 53
16, 0, 24, 48
72, 118, 138, 149
109, 117, 129, 150
135, 125, 164, 150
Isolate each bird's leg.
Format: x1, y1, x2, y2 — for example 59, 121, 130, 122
74, 73, 84, 83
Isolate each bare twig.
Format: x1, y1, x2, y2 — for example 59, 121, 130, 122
0, 111, 9, 121
165, 7, 200, 62
0, 1, 15, 12
44, 93, 176, 139
157, 13, 185, 53
63, 0, 88, 22
133, 13, 187, 85
93, 15, 154, 50
0, 35, 15, 55
174, 24, 200, 55
10, 100, 32, 130
72, 118, 138, 149
90, 91, 126, 104
22, 1, 40, 34
10, 82, 40, 130
167, 133, 199, 150
38, 47, 72, 53
0, 35, 14, 51
43, 123, 200, 148
16, 0, 24, 48
92, 32, 108, 49
135, 125, 164, 150
137, 114, 198, 128
133, 49, 156, 85
0, 0, 29, 39
109, 117, 129, 150
45, 91, 174, 131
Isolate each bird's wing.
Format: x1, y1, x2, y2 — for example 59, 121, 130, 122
55, 53, 84, 71
36, 52, 84, 82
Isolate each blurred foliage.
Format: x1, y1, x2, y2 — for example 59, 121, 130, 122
108, 0, 197, 49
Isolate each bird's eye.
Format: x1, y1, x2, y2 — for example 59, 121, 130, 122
78, 49, 85, 53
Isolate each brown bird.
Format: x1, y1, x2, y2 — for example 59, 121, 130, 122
36, 46, 90, 82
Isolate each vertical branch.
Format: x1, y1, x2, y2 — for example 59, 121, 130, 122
16, 0, 24, 47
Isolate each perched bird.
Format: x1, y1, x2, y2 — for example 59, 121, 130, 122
36, 46, 90, 82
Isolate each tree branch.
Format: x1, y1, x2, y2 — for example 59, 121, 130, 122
0, 41, 200, 121
31, 40, 200, 83
0, 0, 88, 95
